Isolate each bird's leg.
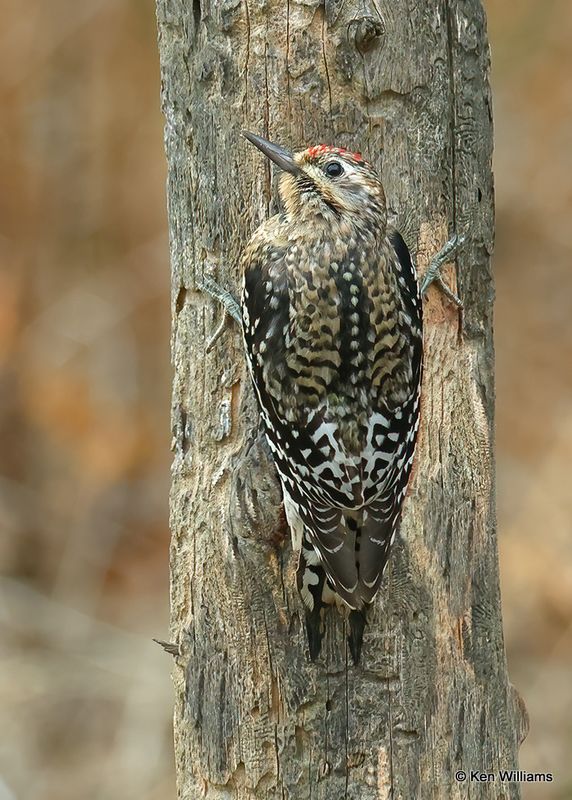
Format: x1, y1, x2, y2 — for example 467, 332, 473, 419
196, 275, 242, 323
195, 275, 242, 351
420, 234, 465, 308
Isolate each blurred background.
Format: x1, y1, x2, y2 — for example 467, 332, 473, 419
0, 0, 570, 798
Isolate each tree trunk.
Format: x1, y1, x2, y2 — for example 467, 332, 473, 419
156, 0, 527, 797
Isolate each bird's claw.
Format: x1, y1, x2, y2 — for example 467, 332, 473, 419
420, 234, 465, 307
194, 274, 241, 350
196, 275, 242, 323
205, 315, 230, 353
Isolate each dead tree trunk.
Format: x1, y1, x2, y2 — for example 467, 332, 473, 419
156, 0, 526, 796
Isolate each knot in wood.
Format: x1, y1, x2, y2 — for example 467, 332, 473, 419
318, 760, 331, 779
348, 15, 384, 52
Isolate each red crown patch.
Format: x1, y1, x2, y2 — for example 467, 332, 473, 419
307, 144, 364, 163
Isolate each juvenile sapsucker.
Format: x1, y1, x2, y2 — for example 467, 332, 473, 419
240, 133, 425, 662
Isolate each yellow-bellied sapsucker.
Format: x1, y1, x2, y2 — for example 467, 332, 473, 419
239, 133, 438, 663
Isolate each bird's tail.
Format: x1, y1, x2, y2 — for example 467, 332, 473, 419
297, 533, 369, 663
348, 608, 367, 664
297, 537, 328, 660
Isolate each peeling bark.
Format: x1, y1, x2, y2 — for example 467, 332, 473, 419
156, 0, 526, 797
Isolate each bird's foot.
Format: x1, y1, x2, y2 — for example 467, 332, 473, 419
195, 275, 241, 350
420, 234, 465, 308
196, 275, 242, 322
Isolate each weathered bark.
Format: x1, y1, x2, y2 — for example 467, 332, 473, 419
156, 0, 526, 797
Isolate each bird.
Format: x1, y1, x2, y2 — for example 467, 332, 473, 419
237, 131, 431, 664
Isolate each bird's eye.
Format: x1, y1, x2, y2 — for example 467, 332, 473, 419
325, 161, 344, 178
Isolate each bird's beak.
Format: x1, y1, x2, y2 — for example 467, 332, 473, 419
242, 131, 302, 176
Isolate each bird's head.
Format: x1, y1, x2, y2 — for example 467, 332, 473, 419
243, 132, 387, 230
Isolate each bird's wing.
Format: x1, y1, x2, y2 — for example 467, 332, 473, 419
292, 388, 421, 611
357, 392, 421, 604
387, 229, 423, 328
354, 229, 423, 603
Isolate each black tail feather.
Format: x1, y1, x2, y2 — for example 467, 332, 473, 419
348, 609, 367, 664
300, 562, 328, 661
298, 548, 369, 663
305, 604, 324, 661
